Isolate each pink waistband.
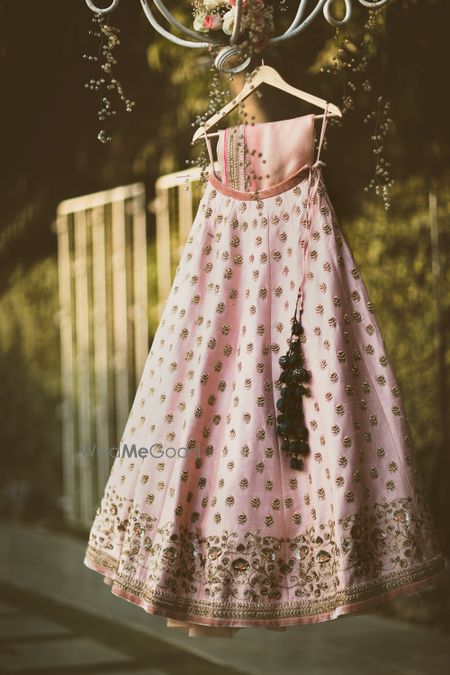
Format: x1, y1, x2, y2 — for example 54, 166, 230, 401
208, 162, 322, 201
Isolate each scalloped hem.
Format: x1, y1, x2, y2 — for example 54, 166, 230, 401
84, 552, 448, 636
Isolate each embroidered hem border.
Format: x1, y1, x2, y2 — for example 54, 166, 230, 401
83, 546, 447, 627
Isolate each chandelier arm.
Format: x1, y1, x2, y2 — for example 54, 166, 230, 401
139, 0, 212, 48
84, 0, 217, 48
85, 0, 120, 13
269, 0, 327, 44
215, 46, 251, 74
358, 0, 389, 7
323, 0, 352, 26
230, 0, 243, 45
281, 0, 312, 35
150, 0, 222, 45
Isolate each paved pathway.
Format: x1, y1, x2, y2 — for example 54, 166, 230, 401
0, 589, 243, 675
1, 521, 449, 675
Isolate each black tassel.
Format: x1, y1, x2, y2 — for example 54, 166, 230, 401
275, 303, 312, 471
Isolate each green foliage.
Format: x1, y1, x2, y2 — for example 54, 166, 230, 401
0, 258, 62, 518
343, 173, 450, 478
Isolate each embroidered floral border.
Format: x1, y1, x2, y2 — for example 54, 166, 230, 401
85, 545, 445, 621
84, 491, 447, 622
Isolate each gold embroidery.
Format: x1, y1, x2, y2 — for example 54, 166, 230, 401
85, 491, 445, 622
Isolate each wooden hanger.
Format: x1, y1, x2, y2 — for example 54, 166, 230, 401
191, 64, 342, 144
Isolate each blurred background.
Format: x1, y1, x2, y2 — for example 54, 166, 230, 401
0, 0, 449, 673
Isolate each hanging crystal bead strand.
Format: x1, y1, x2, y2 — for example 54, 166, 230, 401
275, 288, 312, 471
83, 12, 135, 143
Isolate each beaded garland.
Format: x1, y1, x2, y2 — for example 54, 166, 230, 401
83, 12, 135, 143
275, 289, 312, 471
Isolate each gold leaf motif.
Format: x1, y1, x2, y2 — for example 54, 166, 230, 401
241, 445, 250, 457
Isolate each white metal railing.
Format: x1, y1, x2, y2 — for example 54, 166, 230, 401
152, 165, 204, 317
56, 169, 206, 528
56, 183, 148, 528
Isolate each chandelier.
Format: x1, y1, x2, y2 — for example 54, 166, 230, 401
85, 0, 390, 73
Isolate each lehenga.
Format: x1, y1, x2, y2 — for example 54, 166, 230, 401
84, 111, 448, 638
